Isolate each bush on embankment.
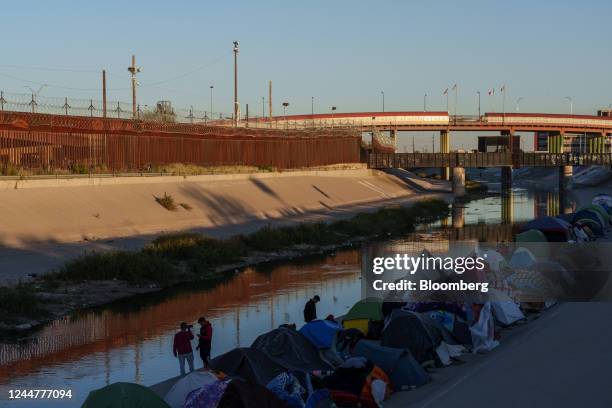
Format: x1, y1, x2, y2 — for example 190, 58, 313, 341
41, 198, 450, 285
0, 284, 46, 323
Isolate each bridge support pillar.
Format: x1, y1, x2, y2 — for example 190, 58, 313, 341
501, 166, 512, 192
559, 165, 573, 214
452, 167, 466, 197
501, 190, 514, 224
390, 129, 397, 152
452, 204, 465, 229
440, 130, 450, 180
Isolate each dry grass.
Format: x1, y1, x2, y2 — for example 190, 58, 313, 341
156, 193, 177, 211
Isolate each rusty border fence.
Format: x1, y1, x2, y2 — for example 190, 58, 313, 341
0, 110, 362, 173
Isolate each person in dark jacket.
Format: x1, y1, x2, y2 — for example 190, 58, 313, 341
173, 322, 194, 375
196, 316, 213, 368
303, 295, 320, 323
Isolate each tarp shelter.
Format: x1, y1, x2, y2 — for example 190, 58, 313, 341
164, 371, 218, 408
209, 348, 285, 386
510, 247, 537, 269
352, 340, 430, 390
183, 380, 229, 408
299, 320, 341, 349
519, 216, 573, 242
343, 298, 383, 335
381, 309, 443, 363
469, 302, 499, 352
218, 380, 286, 408
251, 327, 332, 372
82, 382, 170, 408
487, 289, 525, 326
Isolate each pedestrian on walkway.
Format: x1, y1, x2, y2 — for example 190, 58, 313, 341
196, 316, 213, 369
304, 295, 320, 323
173, 322, 194, 375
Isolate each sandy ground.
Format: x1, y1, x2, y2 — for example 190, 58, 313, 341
0, 169, 450, 285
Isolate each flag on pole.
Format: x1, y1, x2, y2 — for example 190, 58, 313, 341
443, 88, 448, 95
488, 89, 494, 96
452, 84, 457, 91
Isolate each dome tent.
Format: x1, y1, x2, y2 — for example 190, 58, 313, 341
82, 382, 170, 408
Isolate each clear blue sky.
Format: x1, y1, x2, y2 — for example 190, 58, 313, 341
1, 0, 611, 116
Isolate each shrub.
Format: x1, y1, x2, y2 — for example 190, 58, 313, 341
156, 193, 177, 211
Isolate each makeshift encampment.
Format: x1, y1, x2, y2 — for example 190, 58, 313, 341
487, 289, 525, 326
515, 229, 550, 258
82, 382, 170, 408
251, 327, 332, 372
164, 371, 218, 408
469, 302, 499, 353
519, 216, 573, 242
183, 380, 229, 408
209, 348, 285, 385
575, 217, 604, 236
509, 247, 537, 269
593, 194, 612, 213
299, 320, 341, 349
574, 209, 606, 230
381, 309, 443, 363
343, 298, 383, 335
218, 380, 286, 408
352, 340, 430, 390
321, 359, 373, 396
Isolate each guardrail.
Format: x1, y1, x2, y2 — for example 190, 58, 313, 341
368, 152, 612, 168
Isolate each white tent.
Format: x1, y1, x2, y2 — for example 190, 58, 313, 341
488, 289, 525, 326
510, 247, 537, 269
164, 371, 218, 408
470, 302, 499, 353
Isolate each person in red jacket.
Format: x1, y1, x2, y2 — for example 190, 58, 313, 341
173, 322, 194, 375
196, 316, 213, 369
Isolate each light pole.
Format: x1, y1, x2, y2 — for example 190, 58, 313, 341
381, 91, 385, 112
516, 97, 524, 112
564, 96, 573, 114
423, 93, 427, 112
476, 91, 481, 118
311, 96, 314, 116
209, 85, 214, 118
127, 55, 141, 119
24, 85, 47, 113
261, 96, 265, 118
233, 41, 239, 127
331, 106, 337, 127
282, 102, 289, 128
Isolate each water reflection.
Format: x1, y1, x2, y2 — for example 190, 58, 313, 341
0, 189, 569, 407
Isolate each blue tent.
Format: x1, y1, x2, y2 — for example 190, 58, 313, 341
573, 209, 606, 230
299, 320, 341, 349
352, 340, 430, 390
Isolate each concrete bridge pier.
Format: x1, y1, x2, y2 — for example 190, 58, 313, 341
452, 204, 465, 229
440, 130, 450, 180
452, 167, 466, 197
559, 165, 573, 214
501, 166, 512, 192
501, 190, 514, 224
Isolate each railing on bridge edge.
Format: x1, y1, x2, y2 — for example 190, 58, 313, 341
368, 152, 612, 169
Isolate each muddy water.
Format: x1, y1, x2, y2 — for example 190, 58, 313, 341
0, 189, 561, 407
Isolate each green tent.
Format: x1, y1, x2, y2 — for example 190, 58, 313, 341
345, 297, 383, 321
515, 229, 549, 259
581, 204, 610, 225
81, 382, 170, 408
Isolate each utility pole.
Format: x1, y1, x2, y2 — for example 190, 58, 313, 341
423, 93, 427, 112
477, 91, 481, 118
262, 96, 265, 118
102, 70, 107, 118
233, 41, 239, 127
311, 96, 314, 116
127, 55, 141, 119
268, 80, 272, 121
209, 85, 214, 118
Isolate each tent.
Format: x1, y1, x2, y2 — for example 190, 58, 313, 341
487, 289, 525, 326
581, 204, 610, 225
515, 229, 550, 259
352, 340, 430, 390
518, 216, 573, 242
593, 194, 612, 213
266, 372, 306, 408
209, 348, 286, 385
82, 382, 170, 408
219, 380, 286, 408
575, 217, 604, 236
477, 249, 507, 272
164, 371, 218, 408
251, 327, 332, 372
509, 247, 537, 269
343, 298, 383, 335
574, 209, 606, 230
381, 309, 443, 363
469, 302, 499, 353
299, 320, 341, 349
183, 380, 229, 408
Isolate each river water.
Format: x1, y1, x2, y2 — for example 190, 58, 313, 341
0, 189, 565, 407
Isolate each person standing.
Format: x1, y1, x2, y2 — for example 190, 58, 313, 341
196, 316, 213, 369
173, 322, 195, 375
303, 295, 320, 323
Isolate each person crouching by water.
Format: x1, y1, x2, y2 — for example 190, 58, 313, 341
303, 295, 320, 323
196, 316, 213, 369
173, 322, 194, 376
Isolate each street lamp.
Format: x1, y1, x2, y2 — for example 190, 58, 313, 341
311, 96, 315, 116
516, 97, 524, 112
233, 41, 239, 127
282, 102, 289, 128
381, 91, 385, 112
423, 93, 427, 112
564, 96, 573, 115
331, 106, 337, 126
209, 85, 214, 117
476, 91, 481, 118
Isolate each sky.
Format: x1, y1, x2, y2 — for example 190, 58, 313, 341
1, 0, 611, 119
